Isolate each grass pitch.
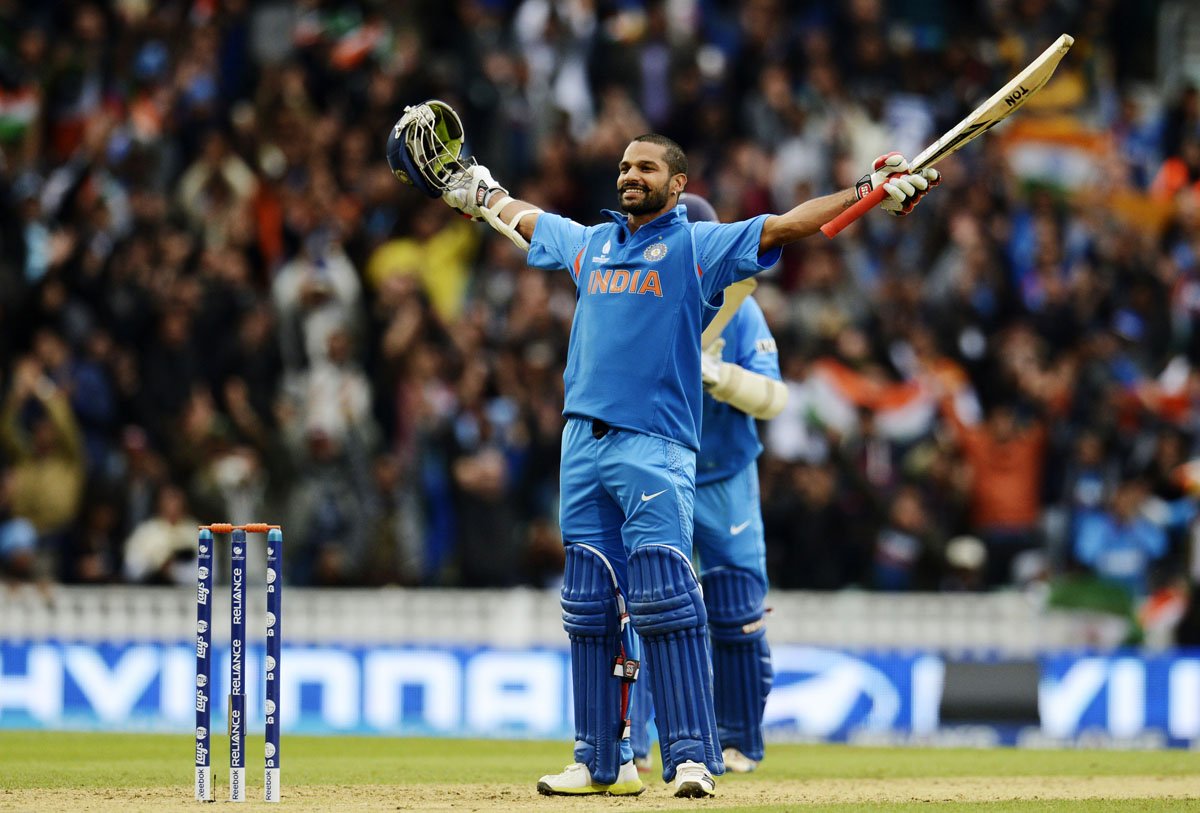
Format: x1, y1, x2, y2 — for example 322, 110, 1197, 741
1, 731, 1198, 812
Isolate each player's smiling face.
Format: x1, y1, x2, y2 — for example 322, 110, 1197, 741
617, 142, 681, 216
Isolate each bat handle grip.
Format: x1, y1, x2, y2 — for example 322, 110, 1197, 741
820, 186, 887, 239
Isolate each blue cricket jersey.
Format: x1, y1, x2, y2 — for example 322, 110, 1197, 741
528, 205, 780, 452
696, 297, 780, 485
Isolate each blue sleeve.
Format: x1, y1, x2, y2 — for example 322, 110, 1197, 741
729, 297, 780, 380
527, 213, 591, 284
691, 215, 782, 300
701, 289, 724, 333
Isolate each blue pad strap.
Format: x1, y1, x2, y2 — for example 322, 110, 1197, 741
627, 545, 723, 781
704, 567, 772, 762
562, 544, 628, 784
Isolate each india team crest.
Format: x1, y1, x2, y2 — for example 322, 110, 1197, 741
643, 242, 668, 262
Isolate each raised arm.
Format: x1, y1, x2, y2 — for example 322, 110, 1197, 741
441, 165, 543, 251
759, 189, 860, 251
484, 188, 547, 248
386, 100, 544, 250
759, 153, 940, 253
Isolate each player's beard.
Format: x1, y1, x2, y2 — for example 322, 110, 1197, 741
619, 179, 671, 215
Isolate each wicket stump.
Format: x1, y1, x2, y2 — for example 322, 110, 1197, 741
195, 523, 283, 803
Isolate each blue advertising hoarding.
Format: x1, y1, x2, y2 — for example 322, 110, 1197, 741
1, 640, 1197, 746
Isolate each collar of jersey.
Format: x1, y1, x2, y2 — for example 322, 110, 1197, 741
600, 204, 687, 237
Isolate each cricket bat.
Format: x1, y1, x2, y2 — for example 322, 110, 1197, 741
702, 278, 756, 349
821, 33, 1075, 238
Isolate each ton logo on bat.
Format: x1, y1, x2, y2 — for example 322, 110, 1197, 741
1004, 85, 1032, 107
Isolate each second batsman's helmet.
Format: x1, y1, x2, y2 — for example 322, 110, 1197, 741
680, 192, 718, 224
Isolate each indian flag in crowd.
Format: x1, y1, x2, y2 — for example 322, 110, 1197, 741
804, 358, 979, 442
0, 86, 38, 143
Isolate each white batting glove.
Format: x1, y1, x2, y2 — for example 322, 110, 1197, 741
701, 337, 725, 389
881, 167, 940, 216
442, 163, 507, 221
858, 153, 941, 216
856, 152, 909, 204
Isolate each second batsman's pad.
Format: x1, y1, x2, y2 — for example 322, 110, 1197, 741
561, 543, 638, 785
386, 100, 470, 197
704, 568, 772, 762
627, 545, 723, 781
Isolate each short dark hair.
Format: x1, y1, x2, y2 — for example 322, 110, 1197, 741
632, 134, 688, 177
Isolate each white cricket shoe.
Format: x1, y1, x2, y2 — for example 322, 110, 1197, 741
673, 760, 716, 798
633, 755, 653, 774
722, 747, 758, 773
536, 761, 644, 796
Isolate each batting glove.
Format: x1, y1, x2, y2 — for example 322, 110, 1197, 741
701, 337, 725, 389
442, 164, 507, 221
858, 153, 941, 216
882, 167, 940, 216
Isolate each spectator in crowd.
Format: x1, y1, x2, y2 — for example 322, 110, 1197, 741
873, 485, 940, 591
292, 324, 376, 446
68, 484, 123, 584
359, 452, 424, 586
0, 0, 1192, 629
942, 398, 1048, 587
0, 469, 39, 584
365, 203, 480, 323
1049, 429, 1118, 569
271, 231, 364, 372
122, 484, 198, 585
176, 130, 257, 248
765, 461, 869, 589
32, 327, 116, 475
1072, 475, 1175, 599
280, 402, 373, 586
941, 535, 988, 592
1, 356, 85, 577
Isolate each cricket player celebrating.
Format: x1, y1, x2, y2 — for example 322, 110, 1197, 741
628, 193, 784, 776
386, 101, 938, 798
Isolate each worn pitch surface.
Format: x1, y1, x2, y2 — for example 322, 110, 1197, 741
1, 732, 1197, 812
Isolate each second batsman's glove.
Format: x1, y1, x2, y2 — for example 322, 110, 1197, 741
701, 338, 725, 389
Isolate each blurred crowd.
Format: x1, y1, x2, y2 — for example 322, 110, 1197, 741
1, 0, 1199, 637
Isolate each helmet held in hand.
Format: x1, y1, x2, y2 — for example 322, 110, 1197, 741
386, 99, 471, 197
